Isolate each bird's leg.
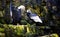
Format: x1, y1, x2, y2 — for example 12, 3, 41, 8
12, 19, 17, 25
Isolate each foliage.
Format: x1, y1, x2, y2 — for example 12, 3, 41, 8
3, 24, 36, 37
0, 24, 59, 37
0, 28, 4, 33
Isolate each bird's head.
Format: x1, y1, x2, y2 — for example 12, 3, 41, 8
27, 8, 32, 13
26, 9, 32, 16
18, 5, 25, 10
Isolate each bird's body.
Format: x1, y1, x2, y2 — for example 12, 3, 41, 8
11, 6, 21, 25
27, 9, 43, 26
10, 4, 26, 25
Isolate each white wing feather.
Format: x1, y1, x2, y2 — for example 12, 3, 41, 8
30, 16, 42, 23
